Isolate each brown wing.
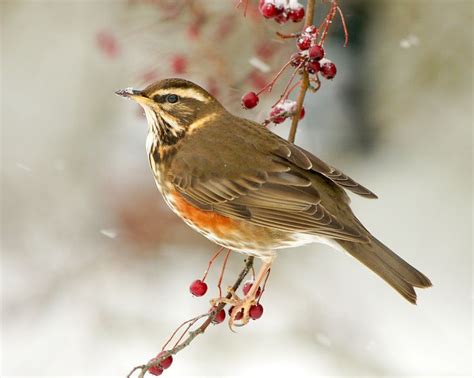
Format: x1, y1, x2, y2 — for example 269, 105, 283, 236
167, 117, 374, 242
172, 170, 366, 242
272, 142, 378, 199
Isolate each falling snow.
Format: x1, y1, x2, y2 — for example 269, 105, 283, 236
100, 229, 117, 239
249, 57, 271, 73
16, 163, 32, 172
400, 34, 419, 49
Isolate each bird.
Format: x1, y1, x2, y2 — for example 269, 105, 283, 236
116, 78, 432, 324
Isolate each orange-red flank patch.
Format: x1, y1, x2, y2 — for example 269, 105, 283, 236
171, 190, 238, 238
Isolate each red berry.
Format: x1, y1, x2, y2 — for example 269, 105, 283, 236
320, 60, 337, 79
242, 280, 262, 297
297, 36, 311, 51
260, 3, 278, 18
149, 365, 163, 376
228, 306, 243, 320
212, 308, 226, 324
241, 91, 259, 109
306, 60, 321, 74
274, 12, 289, 24
157, 352, 173, 369
249, 304, 264, 320
189, 279, 207, 297
309, 45, 325, 61
300, 106, 305, 120
288, 7, 305, 22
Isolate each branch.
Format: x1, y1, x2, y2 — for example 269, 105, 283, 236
128, 257, 255, 378
287, 0, 316, 143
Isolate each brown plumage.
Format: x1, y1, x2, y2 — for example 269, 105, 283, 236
116, 78, 432, 309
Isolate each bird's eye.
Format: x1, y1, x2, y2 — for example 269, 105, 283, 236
166, 94, 179, 103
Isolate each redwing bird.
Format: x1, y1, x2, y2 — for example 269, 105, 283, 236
116, 78, 431, 324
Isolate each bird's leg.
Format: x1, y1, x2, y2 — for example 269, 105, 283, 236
227, 258, 273, 328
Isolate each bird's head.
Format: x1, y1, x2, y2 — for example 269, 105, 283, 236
116, 78, 224, 145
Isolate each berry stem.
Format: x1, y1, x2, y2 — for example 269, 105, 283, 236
236, 0, 249, 16
288, 0, 316, 143
172, 316, 201, 349
336, 4, 349, 47
277, 63, 304, 105
318, 0, 347, 47
201, 246, 225, 282
257, 267, 272, 303
256, 58, 294, 96
217, 249, 232, 298
160, 314, 207, 352
276, 31, 300, 39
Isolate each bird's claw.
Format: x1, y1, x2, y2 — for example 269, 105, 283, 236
210, 286, 257, 330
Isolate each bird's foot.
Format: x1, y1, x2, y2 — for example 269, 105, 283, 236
210, 287, 257, 329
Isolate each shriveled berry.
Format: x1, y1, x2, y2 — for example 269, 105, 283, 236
273, 116, 286, 124
228, 306, 243, 320
306, 60, 321, 74
297, 36, 311, 51
157, 352, 173, 369
288, 7, 305, 22
274, 12, 289, 24
260, 3, 278, 18
270, 108, 286, 124
249, 304, 264, 320
309, 45, 325, 61
320, 59, 337, 79
241, 91, 259, 109
189, 279, 207, 297
290, 52, 305, 68
149, 365, 163, 376
242, 280, 262, 297
212, 308, 226, 324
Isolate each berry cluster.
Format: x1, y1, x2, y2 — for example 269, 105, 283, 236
241, 25, 338, 123
258, 0, 305, 24
149, 352, 173, 376
189, 277, 265, 324
294, 26, 337, 79
269, 99, 305, 124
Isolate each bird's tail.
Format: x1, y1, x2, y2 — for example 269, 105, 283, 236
337, 237, 432, 304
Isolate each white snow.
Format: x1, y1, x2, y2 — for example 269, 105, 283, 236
400, 34, 419, 49
249, 57, 271, 73
16, 162, 32, 172
100, 229, 117, 239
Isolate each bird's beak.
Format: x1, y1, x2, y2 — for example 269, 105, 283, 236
115, 88, 151, 106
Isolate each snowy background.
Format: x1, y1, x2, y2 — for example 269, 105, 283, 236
1, 1, 472, 377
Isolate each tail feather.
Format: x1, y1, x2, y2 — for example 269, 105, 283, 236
337, 237, 432, 304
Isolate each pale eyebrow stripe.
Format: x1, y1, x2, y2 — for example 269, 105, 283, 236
153, 88, 211, 103
188, 113, 218, 134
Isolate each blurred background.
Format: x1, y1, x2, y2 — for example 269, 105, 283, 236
1, 0, 472, 376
